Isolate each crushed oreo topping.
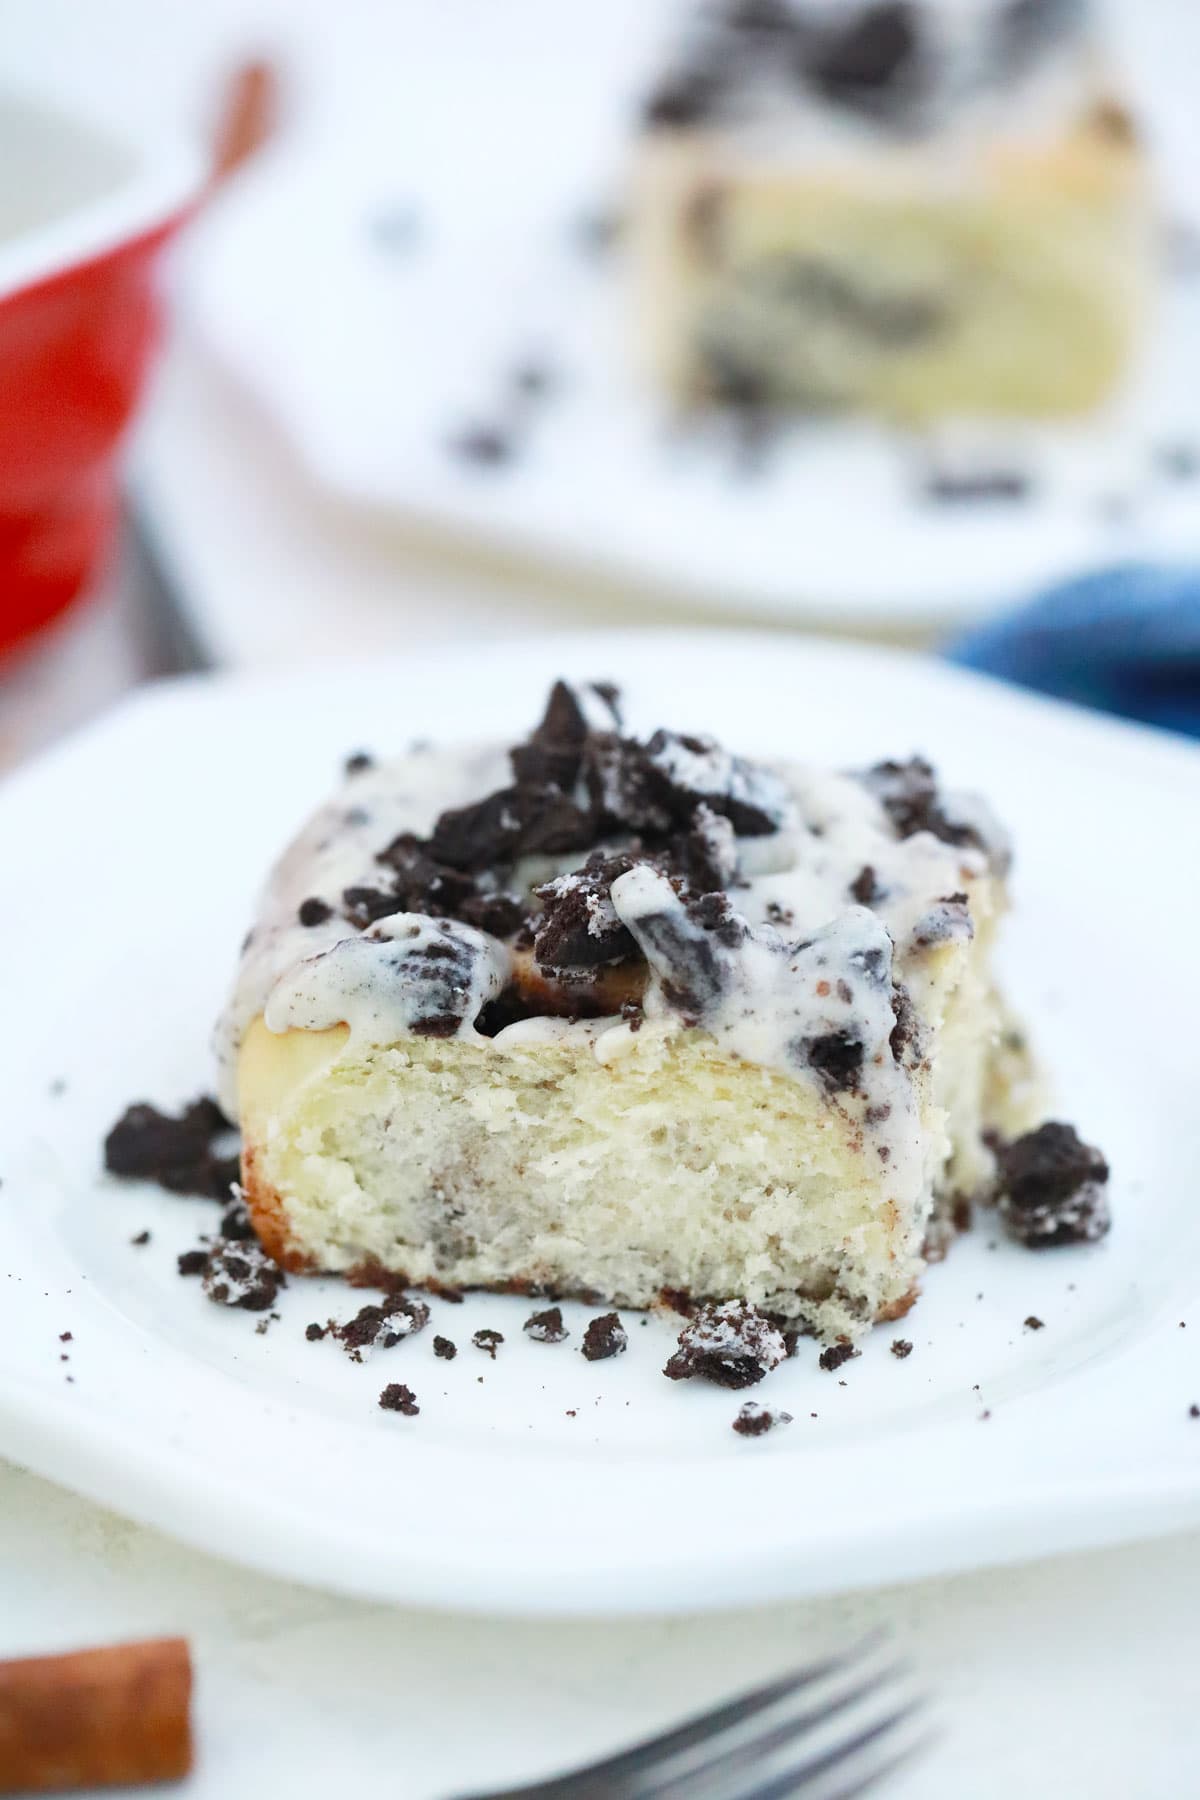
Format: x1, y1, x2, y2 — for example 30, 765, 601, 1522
433, 1335, 457, 1360
888, 984, 921, 1066
1024, 1314, 1045, 1330
849, 865, 881, 905
862, 757, 989, 856
448, 425, 514, 467
581, 1312, 628, 1361
202, 1241, 285, 1312
664, 1301, 787, 1388
806, 4, 920, 106
890, 1338, 913, 1359
177, 1249, 208, 1278
298, 897, 332, 927
732, 1401, 793, 1437
219, 1197, 256, 1242
472, 1328, 504, 1359
330, 1294, 431, 1360
996, 1122, 1111, 1247
104, 1097, 238, 1200
305, 1322, 327, 1342
533, 854, 641, 974
640, 730, 790, 837
378, 1383, 419, 1415
524, 1306, 569, 1344
924, 467, 1031, 505
803, 1030, 866, 1095
643, 66, 725, 129
818, 1341, 858, 1373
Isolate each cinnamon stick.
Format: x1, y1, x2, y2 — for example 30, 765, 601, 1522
0, 1637, 192, 1793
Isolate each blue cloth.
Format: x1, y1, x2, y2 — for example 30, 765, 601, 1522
946, 563, 1200, 739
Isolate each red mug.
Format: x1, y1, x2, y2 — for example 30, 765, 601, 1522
0, 92, 203, 660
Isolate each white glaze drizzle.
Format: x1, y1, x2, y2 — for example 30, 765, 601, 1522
218, 733, 987, 1144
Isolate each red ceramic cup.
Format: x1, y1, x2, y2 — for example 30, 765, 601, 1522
0, 92, 204, 660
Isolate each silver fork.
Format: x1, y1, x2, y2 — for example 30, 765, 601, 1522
453, 1634, 930, 1800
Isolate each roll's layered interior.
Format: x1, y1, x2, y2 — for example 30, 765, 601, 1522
218, 683, 1038, 1343
631, 0, 1151, 418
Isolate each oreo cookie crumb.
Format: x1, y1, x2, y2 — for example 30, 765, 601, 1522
218, 1200, 254, 1243
818, 1342, 859, 1373
345, 751, 375, 776
368, 204, 421, 253
1190, 1405, 1199, 1420
850, 865, 881, 905
104, 1096, 236, 1199
807, 3, 919, 107
202, 1241, 285, 1312
449, 425, 514, 467
305, 1322, 327, 1342
1024, 1314, 1045, 1331
1155, 443, 1199, 481
891, 1338, 913, 1359
997, 1122, 1110, 1247
333, 1295, 431, 1359
379, 1383, 419, 1416
524, 1306, 569, 1344
804, 1031, 865, 1094
473, 1328, 504, 1359
177, 1249, 208, 1278
732, 1402, 792, 1437
130, 1230, 151, 1247
573, 207, 622, 257
863, 757, 990, 856
582, 1312, 628, 1361
643, 67, 724, 129
299, 897, 333, 927
59, 1332, 72, 1343
924, 468, 1030, 504
512, 360, 556, 400
434, 1335, 457, 1360
665, 1302, 786, 1388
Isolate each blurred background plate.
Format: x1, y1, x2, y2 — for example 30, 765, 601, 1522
183, 0, 1200, 629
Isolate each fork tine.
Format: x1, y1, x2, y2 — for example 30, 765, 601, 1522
638, 1663, 908, 1800
465, 1635, 885, 1800
558, 1635, 884, 1795
724, 1698, 926, 1800
813, 1727, 939, 1800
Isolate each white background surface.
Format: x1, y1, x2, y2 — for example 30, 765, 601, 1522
3, 4, 1200, 1797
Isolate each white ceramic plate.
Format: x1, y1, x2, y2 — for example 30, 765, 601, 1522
3, 632, 1200, 1617
182, 0, 1200, 627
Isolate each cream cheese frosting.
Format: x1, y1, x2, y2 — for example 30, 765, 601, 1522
217, 685, 999, 1188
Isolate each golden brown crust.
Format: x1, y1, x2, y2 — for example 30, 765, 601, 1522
876, 1285, 920, 1323
240, 1146, 314, 1274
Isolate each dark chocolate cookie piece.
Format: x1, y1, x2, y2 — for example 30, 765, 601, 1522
664, 1302, 787, 1388
996, 1122, 1111, 1247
